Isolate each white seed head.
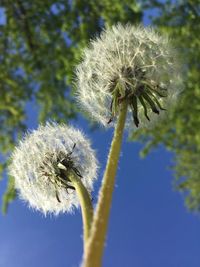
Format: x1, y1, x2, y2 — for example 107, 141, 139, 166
76, 23, 182, 129
9, 122, 98, 215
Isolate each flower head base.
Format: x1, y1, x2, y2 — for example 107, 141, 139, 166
76, 24, 182, 128
9, 123, 98, 215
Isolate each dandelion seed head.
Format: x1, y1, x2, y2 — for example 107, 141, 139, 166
76, 24, 182, 129
9, 123, 98, 215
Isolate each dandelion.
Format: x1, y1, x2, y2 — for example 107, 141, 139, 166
76, 24, 182, 128
79, 24, 183, 267
9, 122, 98, 217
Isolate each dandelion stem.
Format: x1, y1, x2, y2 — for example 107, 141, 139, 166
82, 101, 128, 267
60, 167, 94, 249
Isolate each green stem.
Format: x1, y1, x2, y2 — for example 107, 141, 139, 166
82, 101, 128, 267
59, 165, 94, 249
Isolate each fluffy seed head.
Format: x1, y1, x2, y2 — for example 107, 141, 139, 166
76, 24, 182, 128
9, 123, 98, 215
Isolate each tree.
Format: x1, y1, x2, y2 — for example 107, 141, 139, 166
0, 0, 141, 213
133, 0, 200, 211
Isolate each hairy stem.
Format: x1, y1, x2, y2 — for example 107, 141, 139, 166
58, 164, 94, 249
82, 101, 128, 267
69, 172, 93, 246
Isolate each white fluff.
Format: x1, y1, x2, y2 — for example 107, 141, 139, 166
75, 23, 182, 129
9, 122, 98, 215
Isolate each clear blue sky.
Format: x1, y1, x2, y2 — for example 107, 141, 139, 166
1, 103, 200, 267
0, 6, 200, 267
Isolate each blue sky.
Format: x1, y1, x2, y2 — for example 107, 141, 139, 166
1, 105, 200, 267
1, 4, 200, 267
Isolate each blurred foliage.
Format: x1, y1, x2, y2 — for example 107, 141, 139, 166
133, 0, 200, 211
0, 0, 141, 213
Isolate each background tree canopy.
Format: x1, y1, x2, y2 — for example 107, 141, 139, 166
0, 0, 199, 213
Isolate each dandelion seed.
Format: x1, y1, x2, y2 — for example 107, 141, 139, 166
9, 123, 98, 215
76, 24, 182, 128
